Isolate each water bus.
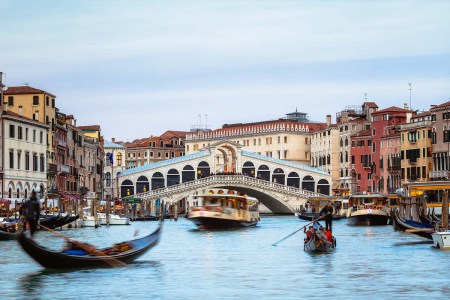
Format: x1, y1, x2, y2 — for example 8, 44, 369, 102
347, 194, 390, 226
187, 193, 260, 229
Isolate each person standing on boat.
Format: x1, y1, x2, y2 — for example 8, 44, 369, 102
22, 190, 40, 237
319, 201, 334, 232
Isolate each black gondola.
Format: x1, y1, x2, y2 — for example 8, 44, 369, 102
18, 222, 162, 269
39, 215, 60, 228
392, 210, 434, 239
0, 229, 19, 240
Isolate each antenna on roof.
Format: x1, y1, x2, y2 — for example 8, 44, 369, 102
364, 93, 367, 101
204, 114, 208, 126
24, 82, 29, 86
409, 82, 412, 110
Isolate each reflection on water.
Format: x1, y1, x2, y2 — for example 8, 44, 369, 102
2, 217, 450, 299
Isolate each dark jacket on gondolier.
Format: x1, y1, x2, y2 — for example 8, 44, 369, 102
320, 204, 334, 232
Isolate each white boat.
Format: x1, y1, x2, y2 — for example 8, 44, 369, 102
97, 213, 131, 225
347, 194, 390, 226
187, 193, 260, 229
431, 231, 450, 249
81, 215, 101, 227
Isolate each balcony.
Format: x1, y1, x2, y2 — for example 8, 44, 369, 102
430, 170, 450, 180
48, 163, 58, 174
59, 165, 70, 174
388, 165, 401, 173
400, 120, 432, 131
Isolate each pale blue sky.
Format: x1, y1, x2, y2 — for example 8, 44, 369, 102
1, 0, 449, 141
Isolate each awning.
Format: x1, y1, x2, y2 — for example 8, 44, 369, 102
0, 198, 11, 204
60, 193, 81, 200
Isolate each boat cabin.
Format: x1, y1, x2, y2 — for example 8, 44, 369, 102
304, 196, 347, 215
348, 194, 388, 211
193, 194, 259, 212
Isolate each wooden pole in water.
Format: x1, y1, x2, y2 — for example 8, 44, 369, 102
442, 190, 448, 231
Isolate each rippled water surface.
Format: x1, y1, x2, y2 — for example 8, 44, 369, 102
1, 216, 449, 299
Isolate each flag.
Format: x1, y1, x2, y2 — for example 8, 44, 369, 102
109, 152, 113, 165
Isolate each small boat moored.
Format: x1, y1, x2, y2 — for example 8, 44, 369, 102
187, 192, 260, 229
431, 231, 450, 249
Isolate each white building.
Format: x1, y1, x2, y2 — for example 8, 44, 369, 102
1, 110, 49, 206
104, 140, 126, 201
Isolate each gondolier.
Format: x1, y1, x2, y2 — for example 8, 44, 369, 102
319, 201, 334, 232
22, 190, 40, 237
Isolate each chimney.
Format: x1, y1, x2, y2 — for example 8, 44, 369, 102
18, 105, 23, 116
326, 114, 331, 126
404, 103, 409, 110
112, 138, 115, 142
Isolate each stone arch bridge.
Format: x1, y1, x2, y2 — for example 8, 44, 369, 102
117, 141, 332, 214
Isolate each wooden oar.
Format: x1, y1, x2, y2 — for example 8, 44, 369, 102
272, 216, 324, 246
405, 228, 435, 233
38, 224, 127, 267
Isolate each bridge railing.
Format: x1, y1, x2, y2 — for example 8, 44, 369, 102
131, 175, 323, 201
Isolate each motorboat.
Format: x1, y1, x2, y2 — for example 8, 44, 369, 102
97, 213, 131, 225
347, 194, 391, 226
187, 193, 260, 229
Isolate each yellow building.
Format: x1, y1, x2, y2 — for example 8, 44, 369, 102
3, 86, 57, 163
399, 111, 433, 185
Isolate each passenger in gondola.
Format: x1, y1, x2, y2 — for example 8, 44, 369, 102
304, 226, 314, 242
324, 228, 333, 242
316, 226, 328, 241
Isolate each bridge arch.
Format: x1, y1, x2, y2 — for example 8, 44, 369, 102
242, 161, 255, 177
167, 169, 180, 186
302, 175, 315, 192
136, 176, 149, 193
151, 172, 165, 190
287, 172, 300, 188
197, 161, 210, 178
317, 179, 330, 195
272, 168, 285, 184
182, 165, 195, 182
121, 179, 134, 198
257, 165, 270, 181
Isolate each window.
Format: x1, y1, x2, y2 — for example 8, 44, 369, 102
9, 150, 14, 169
17, 151, 21, 169
9, 124, 15, 138
40, 155, 45, 172
52, 98, 55, 108
25, 152, 30, 170
33, 153, 38, 171
105, 173, 111, 187
8, 96, 13, 106
46, 96, 49, 106
25, 128, 28, 141
18, 126, 23, 139
40, 131, 43, 143
33, 96, 39, 105
284, 136, 288, 143
157, 152, 161, 158
117, 153, 122, 165
150, 152, 154, 157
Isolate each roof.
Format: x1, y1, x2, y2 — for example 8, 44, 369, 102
3, 86, 56, 98
78, 125, 101, 131
1, 110, 48, 128
430, 101, 450, 111
351, 129, 372, 138
372, 106, 413, 115
363, 102, 378, 109
104, 140, 125, 149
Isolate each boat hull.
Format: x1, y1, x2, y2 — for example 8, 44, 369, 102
304, 235, 336, 252
297, 212, 346, 221
432, 232, 450, 249
347, 210, 390, 226
189, 216, 257, 229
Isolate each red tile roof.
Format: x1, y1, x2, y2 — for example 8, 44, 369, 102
78, 125, 101, 131
3, 86, 56, 97
372, 106, 413, 115
430, 101, 450, 111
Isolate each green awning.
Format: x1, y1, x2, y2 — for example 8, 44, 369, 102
123, 197, 142, 203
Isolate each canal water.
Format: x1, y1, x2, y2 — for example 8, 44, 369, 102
1, 216, 450, 299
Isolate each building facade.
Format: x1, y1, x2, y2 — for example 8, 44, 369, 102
429, 101, 450, 180
104, 140, 126, 201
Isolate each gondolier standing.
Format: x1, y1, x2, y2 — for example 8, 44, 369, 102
320, 201, 334, 232
22, 190, 40, 237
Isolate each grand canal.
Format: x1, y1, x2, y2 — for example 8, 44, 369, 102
1, 215, 450, 299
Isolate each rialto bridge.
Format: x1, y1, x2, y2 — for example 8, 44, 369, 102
117, 141, 332, 214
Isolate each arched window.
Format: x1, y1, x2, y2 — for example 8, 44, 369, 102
317, 179, 330, 195
116, 153, 122, 166
167, 169, 180, 186
242, 161, 255, 177
197, 161, 210, 178
136, 175, 150, 193
272, 168, 285, 184
287, 172, 300, 188
340, 138, 343, 147
120, 179, 134, 198
257, 165, 270, 181
151, 172, 165, 190
345, 137, 349, 146
182, 165, 195, 182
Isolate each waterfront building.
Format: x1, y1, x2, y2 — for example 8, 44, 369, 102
399, 111, 433, 186
123, 131, 187, 169
350, 129, 373, 194
379, 124, 402, 194
185, 111, 325, 171
2, 86, 58, 196
78, 125, 104, 200
104, 140, 126, 201
0, 109, 49, 205
336, 102, 376, 195
310, 115, 340, 194
370, 105, 413, 193
429, 101, 450, 180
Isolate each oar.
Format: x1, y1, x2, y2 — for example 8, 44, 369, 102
38, 224, 127, 267
272, 216, 324, 246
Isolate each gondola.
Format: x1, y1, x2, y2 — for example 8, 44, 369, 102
39, 214, 60, 228
0, 229, 19, 240
303, 221, 336, 252
18, 221, 162, 269
392, 210, 434, 240
51, 214, 70, 229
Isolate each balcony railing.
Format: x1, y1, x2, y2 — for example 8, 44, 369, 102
59, 165, 70, 174
400, 120, 432, 131
430, 170, 450, 179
